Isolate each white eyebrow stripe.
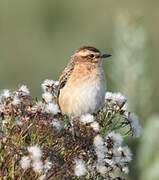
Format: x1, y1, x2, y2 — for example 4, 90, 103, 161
76, 50, 100, 57
76, 51, 90, 56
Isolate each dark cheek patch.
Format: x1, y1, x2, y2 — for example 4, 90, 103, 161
95, 55, 100, 58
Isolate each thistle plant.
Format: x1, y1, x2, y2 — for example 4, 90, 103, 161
0, 80, 140, 179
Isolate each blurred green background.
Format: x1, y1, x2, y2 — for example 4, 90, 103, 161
0, 0, 159, 179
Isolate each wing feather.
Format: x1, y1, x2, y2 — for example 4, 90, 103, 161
58, 60, 75, 96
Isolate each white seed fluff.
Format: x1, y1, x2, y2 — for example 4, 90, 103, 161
51, 119, 63, 131
94, 135, 106, 161
96, 163, 108, 175
42, 92, 53, 103
104, 158, 115, 166
90, 121, 100, 132
122, 166, 129, 174
32, 160, 43, 173
41, 79, 59, 92
120, 146, 132, 162
27, 145, 42, 161
129, 113, 141, 138
42, 79, 55, 90
105, 92, 113, 100
19, 85, 30, 96
113, 146, 132, 163
80, 113, 94, 124
12, 95, 21, 106
44, 160, 52, 172
113, 92, 126, 105
20, 156, 31, 170
31, 101, 45, 113
74, 159, 87, 177
54, 81, 59, 86
106, 131, 123, 147
45, 103, 60, 115
105, 92, 127, 105
1, 89, 12, 98
94, 135, 104, 147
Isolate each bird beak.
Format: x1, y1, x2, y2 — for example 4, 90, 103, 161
101, 54, 112, 59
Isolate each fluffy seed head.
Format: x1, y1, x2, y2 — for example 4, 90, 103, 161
44, 102, 60, 115
74, 159, 87, 177
80, 113, 94, 124
32, 160, 43, 173
129, 113, 141, 138
18, 85, 30, 96
27, 145, 42, 161
20, 156, 31, 170
1, 89, 12, 98
42, 92, 53, 103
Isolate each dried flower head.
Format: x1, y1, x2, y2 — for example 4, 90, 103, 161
41, 79, 59, 93
44, 102, 60, 115
1, 89, 12, 99
74, 159, 87, 177
18, 85, 30, 96
80, 113, 94, 124
128, 113, 141, 138
42, 92, 53, 103
28, 145, 42, 161
0, 80, 140, 179
32, 160, 43, 173
20, 156, 31, 170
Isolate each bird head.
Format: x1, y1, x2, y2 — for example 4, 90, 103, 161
72, 46, 111, 64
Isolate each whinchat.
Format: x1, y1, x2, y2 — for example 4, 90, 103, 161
58, 46, 111, 116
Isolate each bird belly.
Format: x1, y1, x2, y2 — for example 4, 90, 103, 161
59, 77, 106, 116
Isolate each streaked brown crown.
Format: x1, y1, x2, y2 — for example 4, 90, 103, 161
75, 46, 101, 53
72, 46, 103, 63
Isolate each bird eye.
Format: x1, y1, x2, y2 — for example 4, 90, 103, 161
89, 54, 94, 58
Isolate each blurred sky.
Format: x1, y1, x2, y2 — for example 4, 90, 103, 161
0, 0, 158, 113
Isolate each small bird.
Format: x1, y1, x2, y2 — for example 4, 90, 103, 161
58, 46, 111, 117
